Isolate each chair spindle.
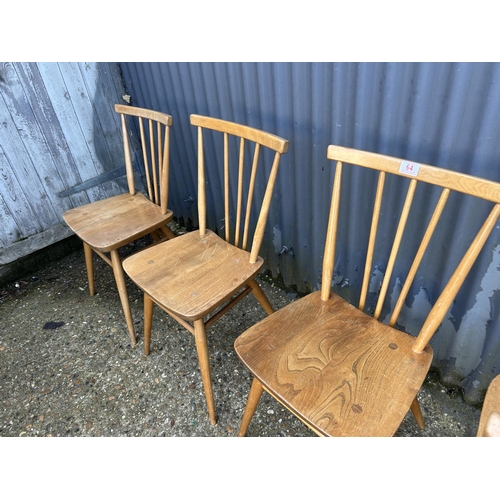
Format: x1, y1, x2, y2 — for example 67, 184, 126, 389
321, 161, 343, 301
198, 126, 207, 236
374, 178, 417, 320
138, 117, 153, 201
249, 150, 282, 264
160, 125, 170, 215
150, 119, 159, 204
242, 144, 261, 251
224, 133, 230, 242
359, 171, 386, 311
121, 113, 136, 195
388, 188, 450, 327
413, 203, 500, 352
235, 138, 245, 248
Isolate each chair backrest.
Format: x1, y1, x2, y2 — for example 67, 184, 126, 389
190, 114, 289, 264
323, 145, 500, 353
115, 104, 173, 215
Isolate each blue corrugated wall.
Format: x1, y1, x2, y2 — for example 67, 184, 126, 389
118, 62, 500, 404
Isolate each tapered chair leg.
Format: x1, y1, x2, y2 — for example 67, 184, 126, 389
110, 249, 137, 347
238, 377, 264, 436
193, 319, 217, 425
248, 279, 274, 315
410, 396, 425, 429
143, 294, 154, 355
83, 242, 95, 296
160, 225, 176, 239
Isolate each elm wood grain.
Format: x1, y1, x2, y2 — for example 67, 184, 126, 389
123, 229, 264, 321
235, 145, 500, 437
477, 375, 500, 437
123, 115, 289, 425
63, 105, 175, 346
235, 292, 433, 436
63, 193, 170, 252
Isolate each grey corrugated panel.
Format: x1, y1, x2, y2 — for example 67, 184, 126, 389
119, 62, 500, 404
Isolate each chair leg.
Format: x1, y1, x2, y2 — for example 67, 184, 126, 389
160, 225, 176, 239
238, 377, 264, 436
248, 278, 274, 315
150, 231, 162, 242
193, 319, 217, 425
144, 293, 154, 355
110, 249, 137, 347
83, 242, 95, 296
410, 396, 425, 429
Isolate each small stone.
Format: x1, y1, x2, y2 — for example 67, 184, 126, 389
43, 321, 65, 330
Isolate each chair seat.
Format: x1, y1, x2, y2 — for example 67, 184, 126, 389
122, 229, 264, 321
63, 192, 173, 252
234, 291, 433, 436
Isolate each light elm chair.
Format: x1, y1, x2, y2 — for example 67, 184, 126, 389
235, 145, 500, 436
123, 115, 289, 424
63, 104, 175, 346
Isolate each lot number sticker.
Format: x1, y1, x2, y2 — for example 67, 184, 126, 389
399, 160, 420, 176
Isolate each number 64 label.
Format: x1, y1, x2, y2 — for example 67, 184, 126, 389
399, 160, 420, 176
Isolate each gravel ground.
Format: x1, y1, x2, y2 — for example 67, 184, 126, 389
0, 227, 482, 439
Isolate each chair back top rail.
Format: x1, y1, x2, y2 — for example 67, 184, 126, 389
191, 114, 289, 154
323, 145, 500, 354
327, 145, 500, 204
115, 104, 172, 126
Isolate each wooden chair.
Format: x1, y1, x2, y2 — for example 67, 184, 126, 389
477, 374, 500, 436
235, 144, 500, 437
122, 115, 289, 424
63, 104, 175, 347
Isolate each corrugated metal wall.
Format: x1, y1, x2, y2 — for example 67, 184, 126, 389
119, 62, 500, 404
0, 62, 128, 266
